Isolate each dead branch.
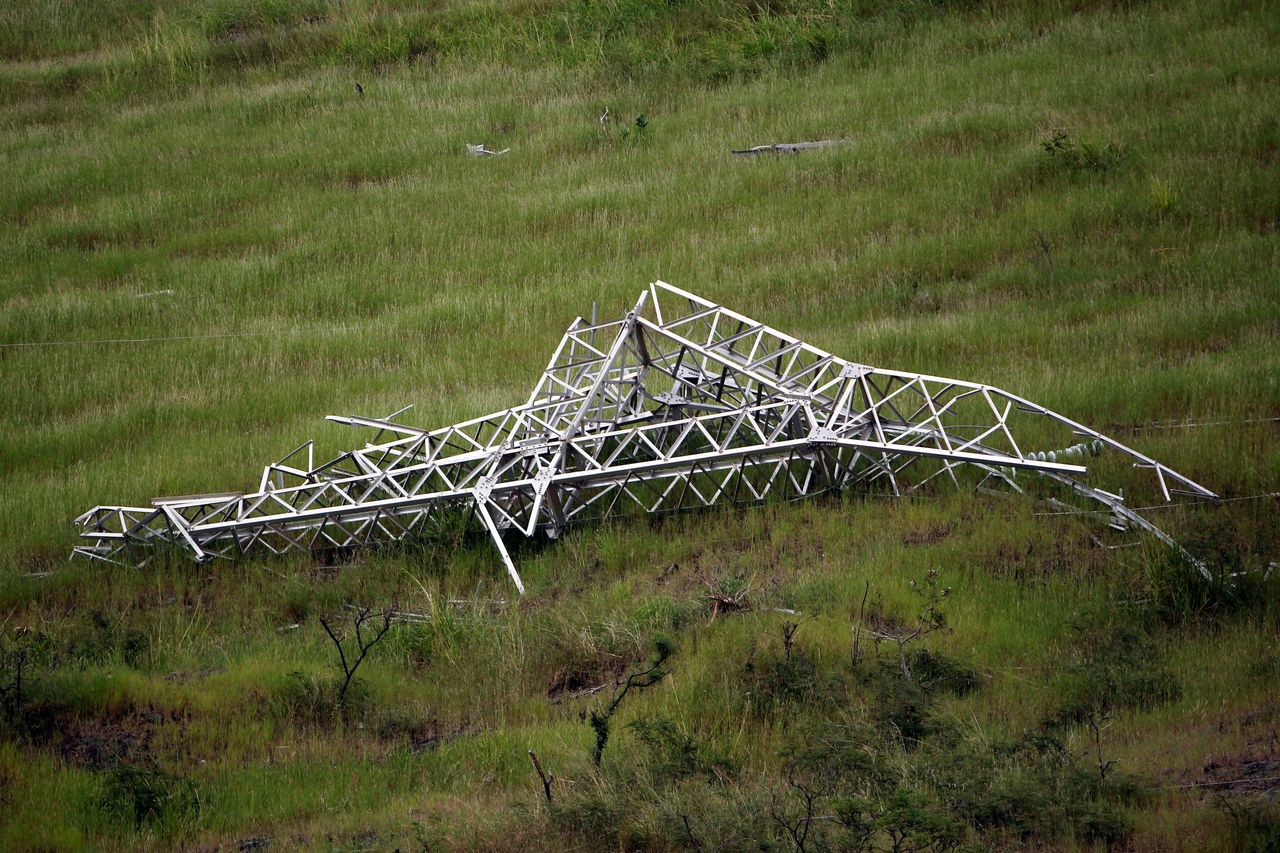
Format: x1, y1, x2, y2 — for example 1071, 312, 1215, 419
680, 813, 702, 852
770, 767, 834, 853
705, 579, 753, 620
527, 749, 554, 802
319, 605, 394, 706
781, 615, 812, 662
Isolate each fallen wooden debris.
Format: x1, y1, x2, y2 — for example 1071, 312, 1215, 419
528, 750, 555, 802
466, 143, 509, 157
731, 139, 848, 156
706, 590, 752, 619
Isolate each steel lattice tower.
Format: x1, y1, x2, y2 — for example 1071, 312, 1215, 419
75, 281, 1216, 591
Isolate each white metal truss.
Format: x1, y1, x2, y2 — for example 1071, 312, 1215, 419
73, 281, 1217, 590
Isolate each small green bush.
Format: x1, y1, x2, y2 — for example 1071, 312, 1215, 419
268, 669, 368, 723
548, 778, 626, 847
1210, 793, 1280, 853
100, 762, 201, 830
934, 731, 1143, 844
1145, 550, 1280, 626
1, 628, 53, 735
908, 648, 981, 698
1044, 609, 1180, 730
1039, 131, 1126, 174
627, 717, 733, 781
741, 649, 841, 717
64, 612, 149, 669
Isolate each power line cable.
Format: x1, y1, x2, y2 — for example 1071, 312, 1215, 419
1034, 492, 1279, 518
0, 324, 368, 350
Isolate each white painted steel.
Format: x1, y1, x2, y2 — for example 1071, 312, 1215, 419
73, 282, 1216, 585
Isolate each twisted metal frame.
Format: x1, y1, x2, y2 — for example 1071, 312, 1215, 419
74, 281, 1216, 590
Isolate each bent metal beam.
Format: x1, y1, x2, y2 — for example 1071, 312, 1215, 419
74, 281, 1217, 591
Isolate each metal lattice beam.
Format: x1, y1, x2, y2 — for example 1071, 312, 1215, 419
74, 281, 1217, 589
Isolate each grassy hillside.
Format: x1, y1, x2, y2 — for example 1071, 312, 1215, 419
1, 0, 1277, 849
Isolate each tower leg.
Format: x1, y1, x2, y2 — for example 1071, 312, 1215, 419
476, 501, 526, 594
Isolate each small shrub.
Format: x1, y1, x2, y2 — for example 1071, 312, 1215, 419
858, 570, 952, 681
1210, 792, 1280, 853
627, 717, 733, 781
64, 612, 151, 669
120, 629, 150, 669
68, 612, 118, 665
269, 669, 368, 723
777, 707, 1148, 849
783, 713, 895, 791
1, 628, 53, 733
1039, 131, 1125, 174
875, 787, 969, 853
869, 665, 935, 744
618, 113, 649, 142
741, 649, 839, 717
587, 635, 675, 766
1145, 550, 1279, 626
672, 786, 778, 851
908, 649, 981, 698
548, 778, 626, 847
1045, 610, 1180, 730
936, 730, 1143, 843
100, 762, 200, 830
771, 758, 969, 852
1068, 797, 1133, 844
280, 584, 315, 624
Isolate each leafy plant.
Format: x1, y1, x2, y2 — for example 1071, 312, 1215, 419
587, 635, 675, 767
627, 717, 732, 781
100, 762, 201, 830
0, 627, 51, 734
741, 644, 834, 717
1210, 792, 1280, 853
1039, 131, 1125, 174
619, 113, 650, 142
860, 570, 952, 681
907, 649, 980, 698
1144, 549, 1279, 626
1043, 609, 1179, 784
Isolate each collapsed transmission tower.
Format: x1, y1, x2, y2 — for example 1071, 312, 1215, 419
75, 281, 1216, 591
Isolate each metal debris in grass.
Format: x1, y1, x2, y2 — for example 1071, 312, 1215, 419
732, 139, 848, 156
466, 143, 509, 156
